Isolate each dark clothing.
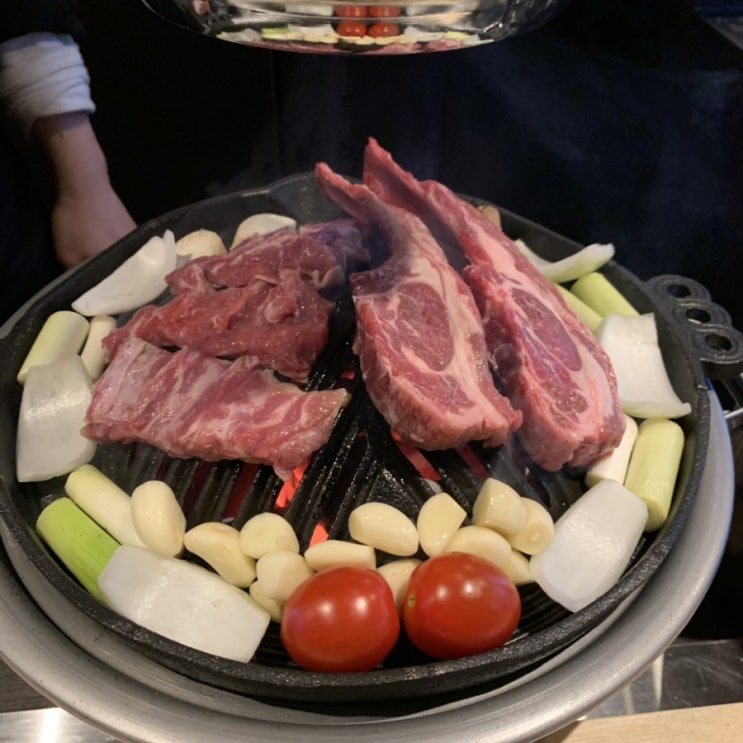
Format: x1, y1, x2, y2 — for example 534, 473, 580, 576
0, 0, 82, 325
1, 1, 82, 43
273, 0, 743, 325
3, 0, 743, 329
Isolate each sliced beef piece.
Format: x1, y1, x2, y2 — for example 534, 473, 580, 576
315, 162, 522, 452
166, 220, 369, 294
103, 270, 333, 384
84, 338, 351, 481
363, 137, 625, 470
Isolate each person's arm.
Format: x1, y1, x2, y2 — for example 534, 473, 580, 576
33, 111, 136, 267
0, 32, 136, 268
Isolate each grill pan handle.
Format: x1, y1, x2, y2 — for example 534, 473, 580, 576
645, 274, 743, 380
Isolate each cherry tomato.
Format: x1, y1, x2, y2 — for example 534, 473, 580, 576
368, 21, 399, 37
335, 4, 368, 18
369, 5, 401, 18
336, 20, 367, 37
281, 566, 400, 672
402, 552, 521, 660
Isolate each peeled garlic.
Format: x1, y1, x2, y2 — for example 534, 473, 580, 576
249, 580, 285, 623
231, 213, 297, 249
416, 492, 467, 557
184, 522, 256, 587
506, 498, 554, 556
255, 550, 314, 602
348, 502, 418, 556
472, 478, 527, 536
500, 549, 534, 586
377, 559, 422, 612
443, 525, 511, 568
239, 512, 299, 559
176, 229, 226, 261
79, 315, 117, 381
130, 480, 186, 558
304, 539, 376, 571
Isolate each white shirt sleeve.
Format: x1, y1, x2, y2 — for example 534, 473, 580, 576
0, 31, 96, 137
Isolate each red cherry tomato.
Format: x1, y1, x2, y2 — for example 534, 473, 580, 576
402, 553, 521, 660
280, 566, 400, 672
336, 20, 367, 37
369, 5, 401, 18
335, 5, 368, 18
368, 21, 399, 37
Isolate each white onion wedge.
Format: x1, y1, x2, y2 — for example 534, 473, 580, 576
71, 231, 177, 316
16, 355, 96, 482
515, 240, 615, 284
530, 479, 648, 612
597, 313, 692, 419
99, 545, 270, 662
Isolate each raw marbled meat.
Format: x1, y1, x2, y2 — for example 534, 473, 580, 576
84, 338, 350, 480
316, 162, 521, 451
363, 138, 625, 470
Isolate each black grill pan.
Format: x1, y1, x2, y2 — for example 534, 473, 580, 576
1, 172, 737, 713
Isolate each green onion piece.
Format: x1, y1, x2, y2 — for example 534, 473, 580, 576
570, 272, 640, 318
557, 286, 602, 333
36, 497, 119, 601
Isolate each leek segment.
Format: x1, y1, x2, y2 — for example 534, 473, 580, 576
36, 497, 118, 602
36, 498, 271, 662
624, 418, 685, 532
570, 272, 639, 318
16, 311, 89, 385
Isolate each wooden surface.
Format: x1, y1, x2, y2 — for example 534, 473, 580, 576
539, 702, 743, 743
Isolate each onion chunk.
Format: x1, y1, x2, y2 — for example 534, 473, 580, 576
597, 313, 692, 419
16, 355, 96, 482
71, 231, 177, 316
515, 240, 615, 284
530, 480, 648, 612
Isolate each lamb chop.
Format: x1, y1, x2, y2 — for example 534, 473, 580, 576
363, 138, 625, 470
315, 162, 522, 452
